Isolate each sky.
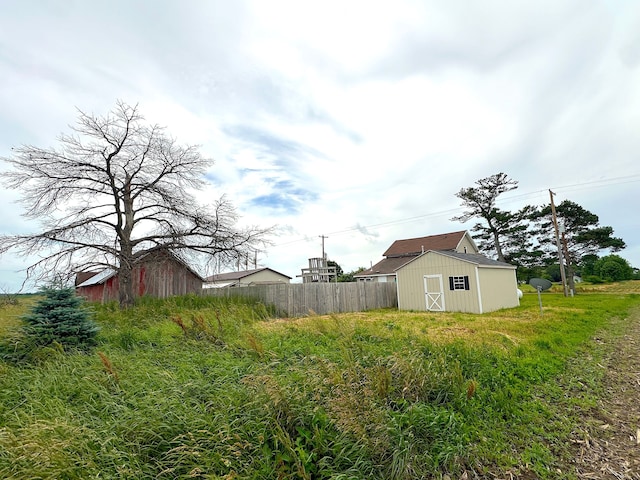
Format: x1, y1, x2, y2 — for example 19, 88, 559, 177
1, 0, 639, 292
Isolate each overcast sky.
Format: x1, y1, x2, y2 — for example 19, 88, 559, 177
1, 0, 639, 291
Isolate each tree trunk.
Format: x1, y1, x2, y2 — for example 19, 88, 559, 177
562, 233, 576, 295
118, 176, 135, 308
566, 263, 576, 295
493, 230, 506, 262
118, 252, 135, 308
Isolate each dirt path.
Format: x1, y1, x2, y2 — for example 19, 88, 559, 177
566, 308, 640, 479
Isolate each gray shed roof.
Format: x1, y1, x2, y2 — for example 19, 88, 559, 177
354, 256, 413, 277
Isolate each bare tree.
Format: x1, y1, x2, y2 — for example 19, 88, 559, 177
0, 101, 270, 307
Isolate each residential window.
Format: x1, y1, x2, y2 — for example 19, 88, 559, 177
449, 275, 470, 291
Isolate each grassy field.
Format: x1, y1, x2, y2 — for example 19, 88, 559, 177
1, 283, 639, 479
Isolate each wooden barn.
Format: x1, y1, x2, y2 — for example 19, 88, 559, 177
75, 250, 204, 303
396, 250, 519, 314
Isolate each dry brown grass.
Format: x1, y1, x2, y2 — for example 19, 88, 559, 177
0, 298, 35, 337
254, 303, 575, 352
575, 279, 640, 294
252, 281, 639, 353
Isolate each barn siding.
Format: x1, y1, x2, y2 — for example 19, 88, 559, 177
78, 276, 118, 303
77, 252, 203, 303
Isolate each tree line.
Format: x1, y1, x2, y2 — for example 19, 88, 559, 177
452, 173, 635, 286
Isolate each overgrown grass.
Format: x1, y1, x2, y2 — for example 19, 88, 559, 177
1, 285, 639, 479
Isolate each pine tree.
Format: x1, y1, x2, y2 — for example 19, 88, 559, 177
22, 287, 99, 349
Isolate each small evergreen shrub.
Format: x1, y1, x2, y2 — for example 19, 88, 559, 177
21, 287, 99, 350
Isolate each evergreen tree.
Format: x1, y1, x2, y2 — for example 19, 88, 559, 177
531, 200, 626, 291
22, 287, 99, 349
452, 173, 525, 262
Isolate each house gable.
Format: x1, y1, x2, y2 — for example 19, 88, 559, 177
383, 230, 476, 258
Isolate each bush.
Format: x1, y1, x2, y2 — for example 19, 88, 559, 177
592, 255, 633, 282
21, 287, 99, 350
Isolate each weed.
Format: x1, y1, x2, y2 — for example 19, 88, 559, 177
0, 293, 19, 307
245, 333, 265, 358
97, 351, 119, 381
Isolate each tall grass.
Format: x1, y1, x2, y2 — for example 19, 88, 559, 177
0, 286, 639, 478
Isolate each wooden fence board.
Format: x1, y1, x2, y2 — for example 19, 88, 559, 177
201, 282, 398, 317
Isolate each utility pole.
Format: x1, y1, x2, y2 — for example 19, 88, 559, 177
549, 190, 569, 297
559, 222, 575, 296
319, 235, 328, 260
318, 235, 337, 282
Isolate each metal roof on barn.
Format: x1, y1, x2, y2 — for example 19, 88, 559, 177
76, 269, 116, 287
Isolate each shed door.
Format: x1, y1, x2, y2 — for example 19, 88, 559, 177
424, 275, 445, 311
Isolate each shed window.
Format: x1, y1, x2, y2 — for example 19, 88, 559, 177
449, 275, 470, 291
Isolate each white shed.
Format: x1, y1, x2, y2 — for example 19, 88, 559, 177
396, 250, 519, 314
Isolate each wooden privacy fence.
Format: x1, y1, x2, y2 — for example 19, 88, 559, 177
201, 282, 398, 317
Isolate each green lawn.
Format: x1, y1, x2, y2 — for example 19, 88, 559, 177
1, 284, 639, 479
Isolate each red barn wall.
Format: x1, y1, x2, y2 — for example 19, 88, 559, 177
77, 253, 202, 303
77, 276, 119, 303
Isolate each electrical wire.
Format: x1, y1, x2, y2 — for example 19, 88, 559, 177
270, 173, 640, 249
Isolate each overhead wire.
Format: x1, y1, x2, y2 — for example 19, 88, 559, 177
270, 173, 640, 249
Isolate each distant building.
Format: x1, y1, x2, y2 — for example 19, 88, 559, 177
204, 267, 291, 288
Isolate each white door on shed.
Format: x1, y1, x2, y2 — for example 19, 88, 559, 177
423, 274, 445, 311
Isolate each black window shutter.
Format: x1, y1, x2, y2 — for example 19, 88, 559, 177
464, 276, 470, 290
449, 276, 454, 290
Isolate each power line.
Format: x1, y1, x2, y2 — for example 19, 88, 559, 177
270, 173, 640, 249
